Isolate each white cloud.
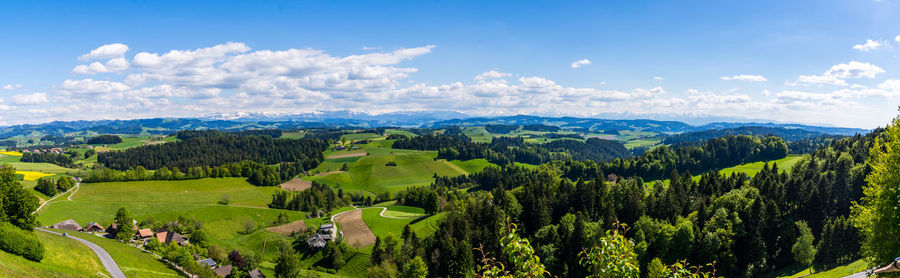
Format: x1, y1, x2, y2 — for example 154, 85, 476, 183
653, 77, 664, 80
475, 70, 511, 81
2, 84, 21, 90
792, 75, 849, 86
79, 43, 129, 61
721, 74, 767, 82
895, 35, 900, 42
11, 92, 49, 105
361, 46, 382, 51
761, 89, 771, 96
852, 39, 881, 51
570, 59, 592, 69
825, 61, 885, 78
72, 58, 130, 75
59, 79, 130, 98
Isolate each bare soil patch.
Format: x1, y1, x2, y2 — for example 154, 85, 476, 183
326, 152, 368, 159
316, 171, 344, 176
265, 220, 307, 234
335, 209, 376, 248
279, 178, 313, 191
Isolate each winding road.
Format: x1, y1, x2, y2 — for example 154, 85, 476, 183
36, 228, 126, 278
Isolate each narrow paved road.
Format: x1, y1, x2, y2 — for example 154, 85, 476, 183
36, 228, 126, 278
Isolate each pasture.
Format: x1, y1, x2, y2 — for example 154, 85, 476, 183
52, 229, 182, 277
304, 140, 468, 193
643, 155, 805, 188
265, 220, 307, 234
37, 177, 309, 269
0, 231, 109, 278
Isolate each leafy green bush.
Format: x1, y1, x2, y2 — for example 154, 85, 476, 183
0, 222, 44, 262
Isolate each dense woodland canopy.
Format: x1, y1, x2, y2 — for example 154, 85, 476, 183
98, 134, 327, 170
86, 134, 123, 145
392, 134, 630, 165
353, 130, 877, 277
20, 152, 76, 168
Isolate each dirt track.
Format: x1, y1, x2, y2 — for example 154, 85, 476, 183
279, 178, 312, 191
334, 209, 376, 248
316, 171, 344, 176
326, 152, 367, 159
265, 220, 307, 234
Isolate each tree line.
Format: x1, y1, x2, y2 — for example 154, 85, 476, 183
98, 134, 327, 171
370, 129, 875, 277
392, 134, 631, 165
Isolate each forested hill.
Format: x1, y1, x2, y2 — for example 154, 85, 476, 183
97, 134, 328, 170
0, 115, 868, 139
401, 130, 879, 277
661, 126, 835, 145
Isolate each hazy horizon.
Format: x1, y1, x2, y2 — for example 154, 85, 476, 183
2, 1, 899, 128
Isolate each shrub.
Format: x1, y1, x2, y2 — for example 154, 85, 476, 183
0, 222, 44, 262
385, 161, 398, 167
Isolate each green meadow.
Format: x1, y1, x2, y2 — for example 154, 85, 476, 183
49, 229, 183, 277
0, 231, 109, 278
37, 178, 309, 271
361, 207, 441, 240
305, 140, 468, 194
643, 155, 805, 187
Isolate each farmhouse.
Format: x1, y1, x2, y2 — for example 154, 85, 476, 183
248, 268, 265, 278
307, 233, 331, 249
213, 265, 233, 277
155, 230, 190, 246
319, 223, 334, 234
83, 222, 105, 233
197, 258, 217, 268
51, 219, 82, 231
333, 145, 346, 151
135, 228, 154, 240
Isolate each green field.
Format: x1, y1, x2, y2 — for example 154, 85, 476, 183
37, 178, 309, 271
361, 207, 440, 240
305, 141, 468, 194
762, 259, 866, 278
51, 229, 183, 277
69, 178, 278, 207
718, 155, 804, 177
341, 133, 381, 142
643, 155, 804, 188
381, 206, 426, 218
449, 159, 495, 174
0, 231, 109, 278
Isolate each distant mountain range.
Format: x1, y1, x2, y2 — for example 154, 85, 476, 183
0, 112, 870, 139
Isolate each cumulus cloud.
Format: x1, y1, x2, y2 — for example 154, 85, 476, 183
721, 74, 767, 82
791, 61, 884, 86
852, 39, 881, 51
792, 75, 849, 86
2, 84, 21, 90
570, 59, 591, 69
825, 61, 885, 78
653, 77, 664, 80
475, 70, 511, 81
72, 58, 130, 75
11, 92, 49, 105
79, 43, 129, 61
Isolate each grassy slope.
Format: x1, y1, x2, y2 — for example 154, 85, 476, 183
305, 140, 467, 194
53, 229, 182, 277
0, 231, 109, 278
360, 207, 441, 240
37, 178, 308, 271
71, 178, 278, 207
762, 259, 867, 278
644, 155, 803, 187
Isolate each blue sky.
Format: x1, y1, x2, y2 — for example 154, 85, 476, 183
1, 1, 899, 128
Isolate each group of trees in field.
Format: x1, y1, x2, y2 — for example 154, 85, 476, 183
598, 135, 789, 180
0, 164, 42, 262
174, 129, 283, 140
392, 134, 630, 165
86, 159, 311, 187
98, 134, 328, 171
375, 129, 874, 277
20, 152, 76, 168
86, 134, 123, 145
34, 176, 74, 197
268, 182, 344, 213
